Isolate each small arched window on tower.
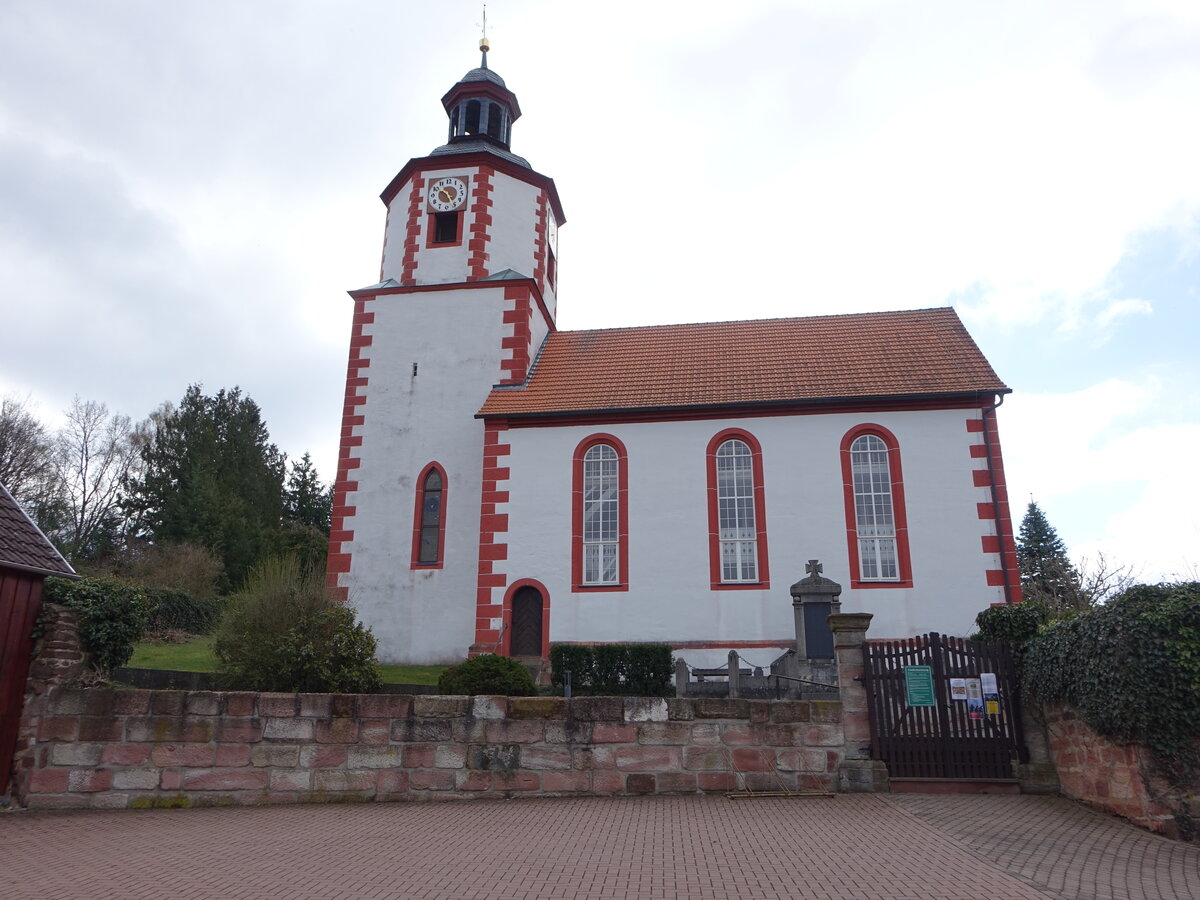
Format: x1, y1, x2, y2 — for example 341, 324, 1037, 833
486, 102, 504, 141
412, 464, 447, 568
464, 100, 481, 136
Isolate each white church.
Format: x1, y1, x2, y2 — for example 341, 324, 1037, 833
325, 47, 1023, 667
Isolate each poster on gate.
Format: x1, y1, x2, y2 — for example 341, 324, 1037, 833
949, 678, 968, 701
965, 678, 984, 719
980, 672, 1001, 715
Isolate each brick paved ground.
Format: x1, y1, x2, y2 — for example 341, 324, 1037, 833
0, 794, 1196, 899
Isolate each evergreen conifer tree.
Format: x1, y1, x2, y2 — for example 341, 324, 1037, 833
1017, 500, 1084, 610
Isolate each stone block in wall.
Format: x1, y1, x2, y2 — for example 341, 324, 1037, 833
571, 745, 616, 771
49, 742, 103, 767
731, 748, 778, 772
467, 743, 521, 772
683, 747, 728, 772
666, 699, 694, 720
258, 693, 299, 717
149, 692, 185, 716
689, 723, 721, 746
357, 694, 414, 718
348, 746, 405, 769
719, 724, 768, 746
625, 773, 656, 793
102, 744, 149, 766
698, 772, 738, 792
126, 716, 213, 743
455, 770, 493, 792
637, 723, 691, 745
484, 720, 544, 744
112, 768, 161, 790
77, 717, 124, 742
693, 699, 750, 719
214, 745, 251, 767
591, 771, 625, 793
616, 745, 682, 772
315, 718, 358, 744
151, 743, 214, 767
568, 697, 623, 721
215, 717, 263, 743
492, 771, 539, 792
313, 769, 377, 793
413, 696, 468, 718
810, 700, 842, 723
544, 719, 592, 744
255, 744, 303, 768
224, 694, 256, 716
409, 769, 455, 791
776, 748, 831, 773
36, 716, 79, 742
803, 724, 843, 747
471, 695, 508, 719
434, 745, 467, 769
112, 692, 151, 716
837, 758, 890, 793
299, 694, 333, 718
543, 771, 590, 792
509, 697, 566, 719
377, 770, 409, 796
391, 719, 452, 743
623, 698, 668, 722
270, 769, 312, 792
768, 701, 811, 724
185, 692, 222, 716
67, 768, 112, 792
264, 717, 314, 741
520, 746, 571, 770
591, 723, 637, 743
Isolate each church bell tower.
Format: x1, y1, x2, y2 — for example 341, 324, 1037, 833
325, 42, 566, 664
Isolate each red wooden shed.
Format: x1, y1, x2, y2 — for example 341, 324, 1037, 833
0, 481, 75, 794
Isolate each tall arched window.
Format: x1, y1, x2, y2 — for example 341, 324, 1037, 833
572, 435, 629, 590
706, 430, 769, 589
411, 463, 447, 568
840, 425, 912, 588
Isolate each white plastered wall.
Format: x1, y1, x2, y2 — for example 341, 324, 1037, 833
342, 285, 514, 664
499, 408, 1005, 669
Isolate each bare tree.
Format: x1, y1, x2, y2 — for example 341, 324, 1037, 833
48, 398, 140, 560
1076, 552, 1139, 606
0, 394, 53, 504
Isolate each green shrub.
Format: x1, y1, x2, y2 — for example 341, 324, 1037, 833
973, 600, 1050, 647
143, 587, 224, 635
1023, 581, 1200, 784
43, 576, 151, 672
213, 556, 382, 693
549, 643, 673, 696
437, 654, 536, 696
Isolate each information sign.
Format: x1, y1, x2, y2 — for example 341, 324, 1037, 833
903, 665, 936, 707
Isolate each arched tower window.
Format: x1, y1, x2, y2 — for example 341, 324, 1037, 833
464, 100, 481, 135
486, 102, 504, 141
706, 430, 769, 589
411, 463, 448, 568
572, 435, 629, 590
840, 425, 913, 588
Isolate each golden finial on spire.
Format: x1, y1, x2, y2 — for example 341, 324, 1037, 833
479, 3, 490, 56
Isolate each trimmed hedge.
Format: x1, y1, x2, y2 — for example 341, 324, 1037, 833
549, 643, 673, 696
1023, 582, 1200, 784
43, 576, 150, 673
437, 654, 536, 696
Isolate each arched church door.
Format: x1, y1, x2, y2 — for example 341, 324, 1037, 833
510, 586, 543, 657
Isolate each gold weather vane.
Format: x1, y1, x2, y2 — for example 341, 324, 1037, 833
478, 4, 490, 57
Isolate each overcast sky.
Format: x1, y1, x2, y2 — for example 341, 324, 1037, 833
2, 0, 1197, 582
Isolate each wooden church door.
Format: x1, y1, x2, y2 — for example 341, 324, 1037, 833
510, 586, 543, 657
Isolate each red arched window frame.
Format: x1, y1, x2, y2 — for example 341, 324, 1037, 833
706, 429, 770, 590
410, 462, 448, 569
840, 424, 913, 589
571, 433, 629, 591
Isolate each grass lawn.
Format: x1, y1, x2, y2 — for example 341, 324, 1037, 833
128, 637, 447, 685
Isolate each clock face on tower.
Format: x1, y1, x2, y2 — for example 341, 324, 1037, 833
427, 176, 467, 212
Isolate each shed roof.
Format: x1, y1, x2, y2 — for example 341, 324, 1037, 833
478, 307, 1007, 418
0, 482, 76, 578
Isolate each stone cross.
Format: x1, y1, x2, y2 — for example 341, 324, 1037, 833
806, 560, 823, 576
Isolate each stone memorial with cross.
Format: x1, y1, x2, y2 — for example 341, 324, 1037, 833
790, 559, 842, 660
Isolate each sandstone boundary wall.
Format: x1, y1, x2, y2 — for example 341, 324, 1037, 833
14, 689, 874, 809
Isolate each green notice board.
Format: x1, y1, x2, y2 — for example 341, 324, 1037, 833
904, 665, 936, 707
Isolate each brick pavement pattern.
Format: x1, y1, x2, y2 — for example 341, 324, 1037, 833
0, 794, 1196, 899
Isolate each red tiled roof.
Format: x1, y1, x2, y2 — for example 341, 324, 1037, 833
478, 307, 1007, 418
0, 482, 76, 578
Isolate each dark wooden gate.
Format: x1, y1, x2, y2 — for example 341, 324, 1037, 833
1, 571, 44, 791
509, 586, 543, 657
863, 632, 1026, 780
